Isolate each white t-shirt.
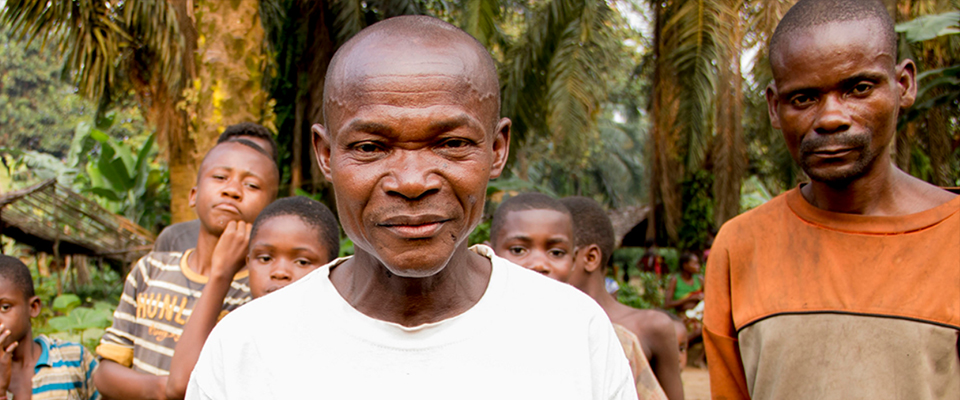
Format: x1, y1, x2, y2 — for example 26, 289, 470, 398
186, 245, 636, 400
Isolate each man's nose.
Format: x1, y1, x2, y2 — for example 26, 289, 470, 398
813, 94, 851, 135
382, 150, 442, 200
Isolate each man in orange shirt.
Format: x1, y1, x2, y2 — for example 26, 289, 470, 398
703, 0, 959, 399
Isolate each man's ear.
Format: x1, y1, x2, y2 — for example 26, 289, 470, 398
312, 124, 334, 181
188, 187, 198, 208
489, 118, 511, 180
896, 59, 918, 109
29, 295, 41, 318
582, 244, 603, 273
765, 83, 782, 130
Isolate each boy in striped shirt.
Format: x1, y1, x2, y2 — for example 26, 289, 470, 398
0, 254, 99, 400
94, 136, 279, 400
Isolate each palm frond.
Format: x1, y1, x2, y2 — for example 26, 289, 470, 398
330, 0, 367, 46
460, 0, 503, 48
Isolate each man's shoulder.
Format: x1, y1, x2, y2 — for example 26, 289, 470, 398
137, 250, 186, 268
714, 189, 795, 247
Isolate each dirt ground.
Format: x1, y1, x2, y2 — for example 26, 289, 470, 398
681, 367, 711, 400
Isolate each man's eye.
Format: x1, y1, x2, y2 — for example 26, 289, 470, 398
790, 95, 815, 107
442, 139, 469, 148
355, 143, 382, 153
508, 247, 527, 256
851, 83, 873, 95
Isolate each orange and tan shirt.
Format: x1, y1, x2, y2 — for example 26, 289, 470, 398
704, 188, 959, 400
97, 250, 251, 375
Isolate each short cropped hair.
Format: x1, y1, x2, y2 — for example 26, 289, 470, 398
198, 139, 280, 188
490, 192, 572, 245
0, 255, 35, 299
770, 0, 896, 60
559, 197, 615, 268
250, 196, 340, 262
217, 122, 279, 162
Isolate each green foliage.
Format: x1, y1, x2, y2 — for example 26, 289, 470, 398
0, 26, 91, 158
896, 11, 960, 43
468, 218, 492, 246
611, 247, 645, 278
740, 175, 773, 212
678, 171, 714, 252
616, 272, 664, 310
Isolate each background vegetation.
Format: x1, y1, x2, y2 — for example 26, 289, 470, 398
0, 0, 957, 347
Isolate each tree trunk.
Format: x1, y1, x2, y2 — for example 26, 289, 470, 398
649, 2, 684, 243
713, 1, 747, 227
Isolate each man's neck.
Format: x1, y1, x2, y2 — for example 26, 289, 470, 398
331, 243, 492, 327
187, 227, 219, 277
802, 161, 956, 216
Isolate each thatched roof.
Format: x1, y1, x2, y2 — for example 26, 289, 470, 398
0, 180, 155, 263
607, 204, 650, 248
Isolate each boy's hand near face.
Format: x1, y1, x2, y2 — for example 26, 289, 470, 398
167, 219, 252, 400
0, 324, 18, 393
210, 221, 252, 281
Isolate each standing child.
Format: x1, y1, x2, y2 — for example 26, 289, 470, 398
93, 139, 279, 400
165, 196, 340, 398
489, 193, 668, 400
0, 255, 99, 400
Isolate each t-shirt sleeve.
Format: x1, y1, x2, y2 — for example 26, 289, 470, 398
81, 345, 102, 400
591, 313, 638, 400
703, 233, 751, 400
96, 256, 147, 367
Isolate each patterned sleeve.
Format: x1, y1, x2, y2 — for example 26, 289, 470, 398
96, 255, 148, 366
81, 345, 102, 400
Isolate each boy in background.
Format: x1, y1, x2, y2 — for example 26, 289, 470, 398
153, 123, 279, 253
0, 255, 99, 400
94, 139, 279, 400
559, 196, 682, 400
489, 193, 668, 400
165, 196, 340, 398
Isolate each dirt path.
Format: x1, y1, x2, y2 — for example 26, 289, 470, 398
681, 367, 711, 400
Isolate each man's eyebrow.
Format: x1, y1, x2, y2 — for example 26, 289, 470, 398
839, 71, 887, 86
428, 114, 477, 133
343, 120, 393, 135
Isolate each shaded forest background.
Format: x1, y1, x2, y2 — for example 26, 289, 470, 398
2, 0, 958, 253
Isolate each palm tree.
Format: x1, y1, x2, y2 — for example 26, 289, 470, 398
2, 0, 275, 222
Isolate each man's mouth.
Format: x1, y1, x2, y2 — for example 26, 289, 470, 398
378, 215, 450, 239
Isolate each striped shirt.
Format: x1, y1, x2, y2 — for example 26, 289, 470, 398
96, 249, 251, 375
23, 335, 100, 400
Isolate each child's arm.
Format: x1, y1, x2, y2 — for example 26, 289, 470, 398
165, 221, 251, 400
94, 255, 171, 400
93, 360, 168, 400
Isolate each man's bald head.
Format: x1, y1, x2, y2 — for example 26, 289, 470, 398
769, 0, 897, 74
323, 16, 501, 133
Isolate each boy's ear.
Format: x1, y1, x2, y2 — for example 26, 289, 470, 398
188, 186, 198, 208
582, 244, 603, 273
29, 295, 41, 318
312, 124, 334, 181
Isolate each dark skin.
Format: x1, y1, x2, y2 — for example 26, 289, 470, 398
766, 20, 955, 216
96, 143, 278, 400
0, 281, 42, 400
312, 29, 510, 327
567, 245, 685, 400
664, 255, 703, 311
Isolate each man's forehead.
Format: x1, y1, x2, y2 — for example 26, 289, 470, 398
772, 20, 893, 81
